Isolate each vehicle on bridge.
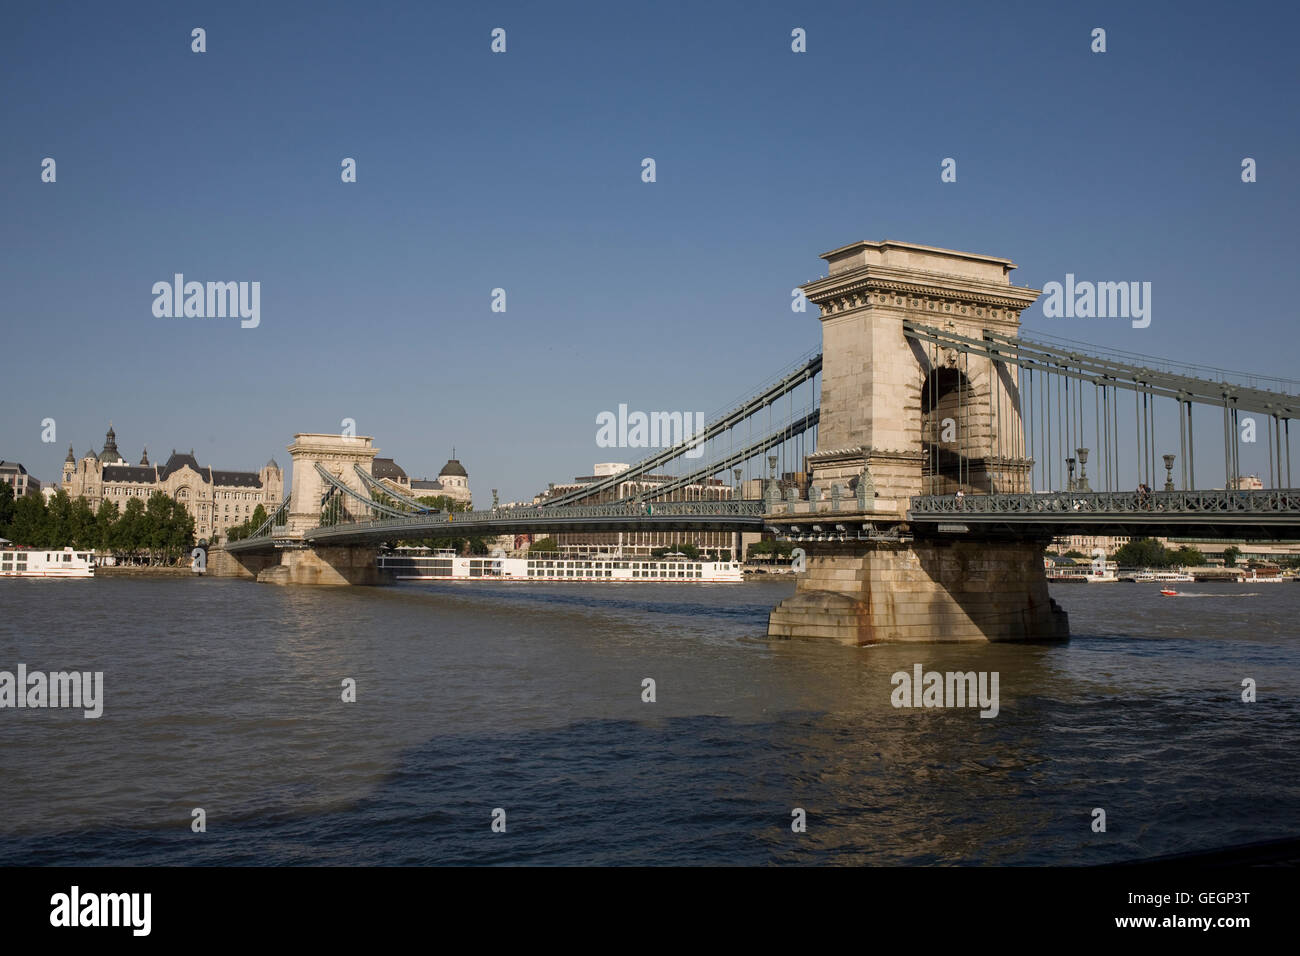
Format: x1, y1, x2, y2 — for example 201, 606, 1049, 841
377, 547, 743, 583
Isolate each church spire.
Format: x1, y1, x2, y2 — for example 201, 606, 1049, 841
100, 423, 122, 463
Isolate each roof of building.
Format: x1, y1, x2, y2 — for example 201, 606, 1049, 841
82, 449, 98, 460
0, 461, 29, 475
210, 470, 264, 488
103, 465, 158, 483
158, 451, 203, 480
410, 478, 445, 490
266, 457, 279, 471
372, 457, 408, 481
65, 445, 75, 464
140, 448, 150, 466
439, 458, 468, 478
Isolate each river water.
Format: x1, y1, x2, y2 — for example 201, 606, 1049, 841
0, 576, 1296, 865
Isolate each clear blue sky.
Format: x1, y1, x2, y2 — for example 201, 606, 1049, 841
2, 0, 1297, 500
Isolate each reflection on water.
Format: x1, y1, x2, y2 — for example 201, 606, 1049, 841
0, 576, 1296, 864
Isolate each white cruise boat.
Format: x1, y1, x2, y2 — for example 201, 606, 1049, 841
1128, 570, 1195, 583
1046, 562, 1119, 583
377, 548, 743, 583
0, 547, 95, 578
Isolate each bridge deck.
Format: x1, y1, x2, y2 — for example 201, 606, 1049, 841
907, 489, 1300, 540
221, 488, 1300, 552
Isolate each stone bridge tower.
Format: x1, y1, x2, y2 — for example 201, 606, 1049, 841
768, 240, 1068, 645
284, 432, 380, 536
803, 240, 1041, 508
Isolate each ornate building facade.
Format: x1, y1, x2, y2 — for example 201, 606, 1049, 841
61, 426, 284, 543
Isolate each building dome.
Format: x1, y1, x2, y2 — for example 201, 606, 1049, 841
372, 457, 408, 481
140, 447, 150, 466
82, 449, 98, 461
65, 445, 75, 464
99, 424, 123, 463
438, 458, 468, 478
265, 457, 280, 471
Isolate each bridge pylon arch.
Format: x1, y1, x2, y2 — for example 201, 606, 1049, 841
799, 240, 1040, 510
284, 433, 380, 537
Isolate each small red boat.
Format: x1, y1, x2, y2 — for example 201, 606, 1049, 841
1160, 588, 1178, 596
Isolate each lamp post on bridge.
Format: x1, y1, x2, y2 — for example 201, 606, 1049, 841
1076, 448, 1090, 492
1163, 454, 1176, 492
1065, 457, 1076, 492
733, 467, 742, 503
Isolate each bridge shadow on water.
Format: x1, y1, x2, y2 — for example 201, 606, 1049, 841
3, 687, 1296, 867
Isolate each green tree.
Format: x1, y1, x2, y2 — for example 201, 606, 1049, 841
1223, 545, 1242, 567
69, 497, 97, 549
0, 480, 14, 538
528, 537, 560, 553
746, 539, 794, 561
248, 503, 268, 531
415, 495, 466, 513
114, 498, 146, 562
45, 490, 73, 547
167, 500, 196, 563
94, 500, 120, 551
8, 493, 49, 546
1171, 545, 1207, 567
143, 492, 172, 563
1113, 537, 1171, 568
228, 503, 268, 542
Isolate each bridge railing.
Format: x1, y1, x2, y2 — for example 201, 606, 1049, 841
909, 489, 1300, 517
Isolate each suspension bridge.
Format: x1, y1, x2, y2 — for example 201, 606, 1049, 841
212, 239, 1300, 644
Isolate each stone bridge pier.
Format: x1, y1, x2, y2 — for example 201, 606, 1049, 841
209, 432, 393, 586
766, 240, 1068, 644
